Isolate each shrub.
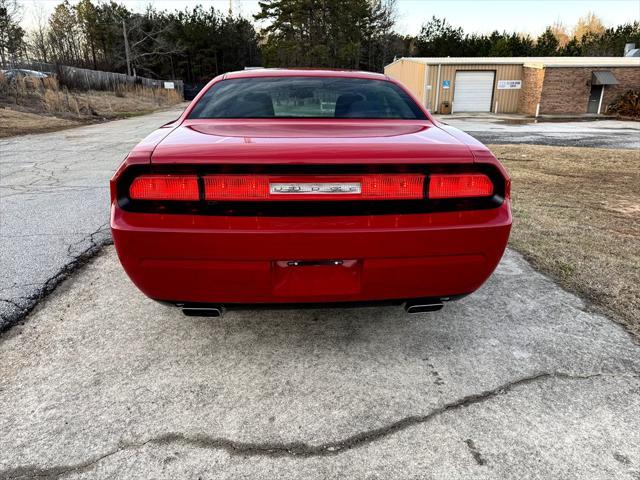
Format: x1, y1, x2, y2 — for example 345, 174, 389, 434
607, 90, 640, 119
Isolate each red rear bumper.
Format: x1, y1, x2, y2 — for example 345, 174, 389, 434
111, 203, 511, 304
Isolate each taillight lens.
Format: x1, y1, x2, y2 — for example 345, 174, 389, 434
204, 175, 270, 200
361, 174, 424, 200
129, 175, 199, 201
428, 174, 494, 199
203, 174, 424, 201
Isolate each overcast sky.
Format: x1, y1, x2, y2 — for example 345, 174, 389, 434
21, 0, 640, 36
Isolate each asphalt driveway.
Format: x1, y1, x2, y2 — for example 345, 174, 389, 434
0, 246, 638, 479
435, 115, 640, 149
0, 107, 186, 331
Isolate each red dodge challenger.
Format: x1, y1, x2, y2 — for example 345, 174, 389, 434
110, 69, 511, 317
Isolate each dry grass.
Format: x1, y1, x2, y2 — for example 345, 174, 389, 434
0, 74, 182, 137
0, 108, 80, 137
490, 144, 640, 340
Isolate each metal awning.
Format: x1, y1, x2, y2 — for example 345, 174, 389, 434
591, 71, 619, 85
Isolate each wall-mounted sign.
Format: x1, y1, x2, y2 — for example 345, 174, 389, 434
442, 80, 451, 89
164, 81, 175, 89
497, 80, 522, 90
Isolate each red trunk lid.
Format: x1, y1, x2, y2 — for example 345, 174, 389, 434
150, 119, 474, 165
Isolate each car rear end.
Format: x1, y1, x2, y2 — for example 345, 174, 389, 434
110, 71, 511, 315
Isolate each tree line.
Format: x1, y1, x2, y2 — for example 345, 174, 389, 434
414, 14, 640, 57
1, 0, 260, 82
1, 0, 638, 83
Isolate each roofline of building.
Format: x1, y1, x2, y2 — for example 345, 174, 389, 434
522, 62, 640, 68
385, 57, 404, 69
389, 57, 640, 68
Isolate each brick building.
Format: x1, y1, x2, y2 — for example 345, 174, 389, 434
384, 57, 640, 115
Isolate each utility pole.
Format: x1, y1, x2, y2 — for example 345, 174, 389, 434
122, 19, 132, 77
229, 0, 232, 16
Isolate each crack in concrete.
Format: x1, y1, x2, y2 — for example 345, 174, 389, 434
0, 298, 24, 310
0, 371, 628, 479
464, 438, 487, 466
0, 155, 75, 194
0, 186, 108, 200
0, 223, 112, 336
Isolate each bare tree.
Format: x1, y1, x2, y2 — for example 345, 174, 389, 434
551, 20, 570, 47
27, 1, 50, 63
573, 12, 606, 40
116, 9, 183, 77
47, 0, 83, 65
0, 0, 25, 66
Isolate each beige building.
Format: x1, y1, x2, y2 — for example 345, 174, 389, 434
384, 57, 640, 115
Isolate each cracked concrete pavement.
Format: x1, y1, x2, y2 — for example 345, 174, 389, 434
1, 109, 639, 478
435, 116, 640, 149
0, 106, 186, 330
0, 246, 638, 479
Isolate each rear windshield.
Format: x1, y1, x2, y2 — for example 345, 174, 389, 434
188, 76, 426, 120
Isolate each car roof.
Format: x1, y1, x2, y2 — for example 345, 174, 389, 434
223, 68, 389, 81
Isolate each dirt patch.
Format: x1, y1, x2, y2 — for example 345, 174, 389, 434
490, 144, 640, 341
0, 108, 80, 137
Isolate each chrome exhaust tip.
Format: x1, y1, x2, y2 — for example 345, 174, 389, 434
180, 306, 224, 318
404, 302, 444, 314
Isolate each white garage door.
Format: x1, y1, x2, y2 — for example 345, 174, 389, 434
452, 71, 495, 113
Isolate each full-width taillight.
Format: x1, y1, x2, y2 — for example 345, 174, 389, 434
203, 174, 425, 201
428, 174, 494, 199
129, 175, 199, 201
126, 172, 497, 203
